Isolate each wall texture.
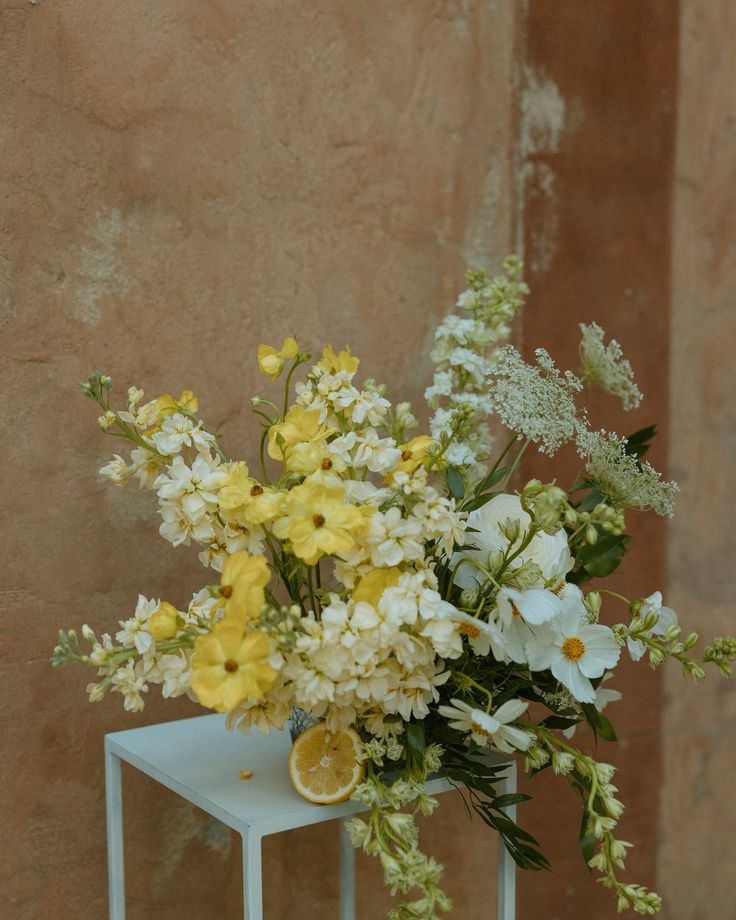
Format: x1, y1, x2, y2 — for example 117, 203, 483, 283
1, 1, 516, 918
660, 2, 736, 916
1, 1, 734, 919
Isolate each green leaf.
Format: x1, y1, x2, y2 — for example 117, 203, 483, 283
623, 424, 657, 459
447, 467, 465, 499
405, 722, 426, 761
463, 490, 502, 512
541, 715, 580, 730
576, 532, 630, 579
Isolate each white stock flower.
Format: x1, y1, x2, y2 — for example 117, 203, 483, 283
155, 454, 226, 520
352, 429, 402, 473
110, 660, 148, 711
151, 413, 215, 456
438, 698, 531, 753
116, 595, 159, 653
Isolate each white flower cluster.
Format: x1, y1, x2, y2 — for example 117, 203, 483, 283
334, 467, 466, 588
488, 346, 584, 455
579, 322, 642, 411
84, 589, 218, 711
576, 429, 679, 517
425, 259, 528, 475
280, 569, 485, 735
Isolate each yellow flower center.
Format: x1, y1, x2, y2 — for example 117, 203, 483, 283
562, 636, 586, 661
321, 458, 333, 470
458, 623, 480, 639
224, 659, 239, 673
313, 513, 326, 528
401, 450, 413, 461
470, 720, 493, 738
221, 585, 233, 598
250, 484, 264, 496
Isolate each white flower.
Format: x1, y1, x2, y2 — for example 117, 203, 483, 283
453, 494, 572, 590
151, 412, 215, 456
576, 429, 678, 517
367, 508, 424, 567
225, 696, 291, 735
152, 652, 192, 699
155, 454, 226, 519
116, 595, 159, 653
579, 322, 642, 411
488, 346, 583, 455
110, 660, 148, 712
352, 429, 402, 473
99, 454, 132, 485
525, 607, 621, 704
627, 591, 678, 661
494, 585, 562, 663
438, 698, 532, 753
420, 608, 506, 661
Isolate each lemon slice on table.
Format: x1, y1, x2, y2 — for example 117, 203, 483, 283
288, 722, 365, 804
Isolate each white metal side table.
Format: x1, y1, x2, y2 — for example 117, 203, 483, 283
105, 713, 516, 919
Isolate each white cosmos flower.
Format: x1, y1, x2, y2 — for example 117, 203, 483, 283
495, 586, 562, 663
452, 494, 572, 590
525, 607, 621, 704
627, 591, 679, 661
563, 672, 622, 738
438, 698, 532, 754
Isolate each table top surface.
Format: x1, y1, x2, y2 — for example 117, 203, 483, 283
107, 714, 514, 837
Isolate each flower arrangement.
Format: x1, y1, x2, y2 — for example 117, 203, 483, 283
53, 257, 735, 918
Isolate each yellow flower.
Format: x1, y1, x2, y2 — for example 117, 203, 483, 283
272, 482, 368, 566
352, 567, 402, 606
147, 601, 179, 640
391, 435, 437, 476
219, 552, 271, 625
144, 390, 199, 434
191, 622, 277, 711
257, 337, 299, 379
267, 406, 335, 467
317, 344, 359, 376
218, 462, 284, 525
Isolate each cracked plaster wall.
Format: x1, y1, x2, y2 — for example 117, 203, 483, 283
1, 1, 516, 917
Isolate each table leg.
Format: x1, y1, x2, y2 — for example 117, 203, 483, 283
242, 829, 263, 920
339, 819, 356, 920
496, 763, 517, 920
105, 747, 126, 920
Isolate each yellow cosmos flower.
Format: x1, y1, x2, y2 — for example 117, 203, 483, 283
352, 567, 402, 606
219, 552, 271, 625
218, 462, 284, 525
272, 482, 368, 566
317, 344, 360, 375
391, 435, 437, 476
267, 406, 335, 466
147, 601, 180, 641
191, 623, 277, 711
145, 389, 198, 434
257, 337, 299, 379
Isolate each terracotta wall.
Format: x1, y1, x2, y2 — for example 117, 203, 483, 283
1, 2, 516, 918
2, 1, 733, 918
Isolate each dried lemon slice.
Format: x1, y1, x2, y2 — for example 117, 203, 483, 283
288, 722, 364, 804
